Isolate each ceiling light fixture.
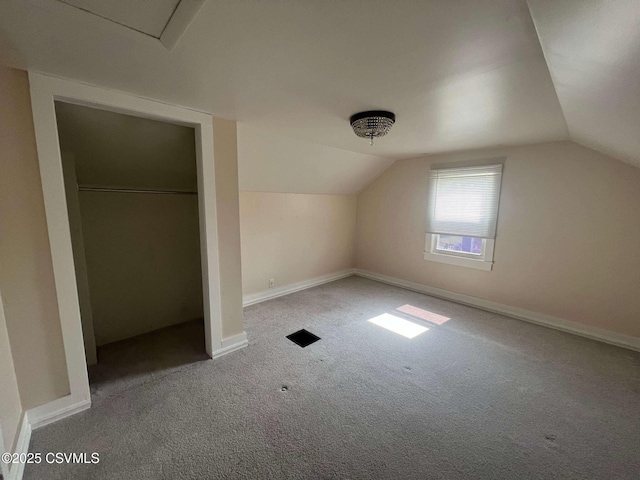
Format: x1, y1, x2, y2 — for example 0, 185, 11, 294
350, 110, 396, 145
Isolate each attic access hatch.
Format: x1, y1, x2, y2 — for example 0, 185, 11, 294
57, 0, 206, 50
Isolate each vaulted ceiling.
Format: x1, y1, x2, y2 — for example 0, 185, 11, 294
0, 0, 638, 186
528, 0, 640, 167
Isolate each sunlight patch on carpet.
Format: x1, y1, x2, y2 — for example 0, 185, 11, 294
367, 313, 428, 339
397, 304, 450, 325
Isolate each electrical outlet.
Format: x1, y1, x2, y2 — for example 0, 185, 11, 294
269, 278, 275, 288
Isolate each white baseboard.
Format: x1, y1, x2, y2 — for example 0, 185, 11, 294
1, 395, 87, 480
210, 331, 248, 359
354, 269, 640, 352
243, 269, 355, 307
6, 413, 31, 480
27, 395, 91, 430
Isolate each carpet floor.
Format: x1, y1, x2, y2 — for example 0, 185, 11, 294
25, 276, 640, 479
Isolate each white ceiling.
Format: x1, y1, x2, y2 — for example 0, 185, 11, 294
237, 123, 395, 195
57, 0, 180, 38
0, 0, 638, 179
528, 0, 640, 168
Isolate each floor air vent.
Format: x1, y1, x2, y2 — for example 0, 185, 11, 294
286, 329, 320, 348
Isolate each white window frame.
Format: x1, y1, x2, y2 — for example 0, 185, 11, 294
424, 234, 495, 271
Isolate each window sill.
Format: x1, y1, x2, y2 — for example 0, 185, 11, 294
423, 251, 493, 271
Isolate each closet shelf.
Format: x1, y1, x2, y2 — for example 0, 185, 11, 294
77, 185, 197, 195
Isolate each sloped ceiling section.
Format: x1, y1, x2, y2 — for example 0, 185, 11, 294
3, 0, 638, 192
528, 0, 640, 168
0, 0, 568, 161
237, 123, 395, 195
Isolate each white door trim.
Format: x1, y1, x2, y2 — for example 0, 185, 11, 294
28, 72, 223, 409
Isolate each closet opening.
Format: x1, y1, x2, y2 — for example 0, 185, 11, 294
55, 101, 208, 395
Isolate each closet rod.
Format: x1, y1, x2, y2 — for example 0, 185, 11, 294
78, 186, 197, 195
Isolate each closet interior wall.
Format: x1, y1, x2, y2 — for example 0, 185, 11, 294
55, 103, 204, 362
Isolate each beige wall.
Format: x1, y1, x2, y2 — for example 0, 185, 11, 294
240, 192, 357, 296
78, 192, 203, 346
0, 291, 23, 453
0, 65, 70, 409
213, 118, 245, 338
356, 141, 640, 338
55, 102, 198, 191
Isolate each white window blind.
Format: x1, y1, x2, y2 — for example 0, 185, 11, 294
426, 164, 503, 239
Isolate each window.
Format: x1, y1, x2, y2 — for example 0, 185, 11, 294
424, 164, 502, 271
